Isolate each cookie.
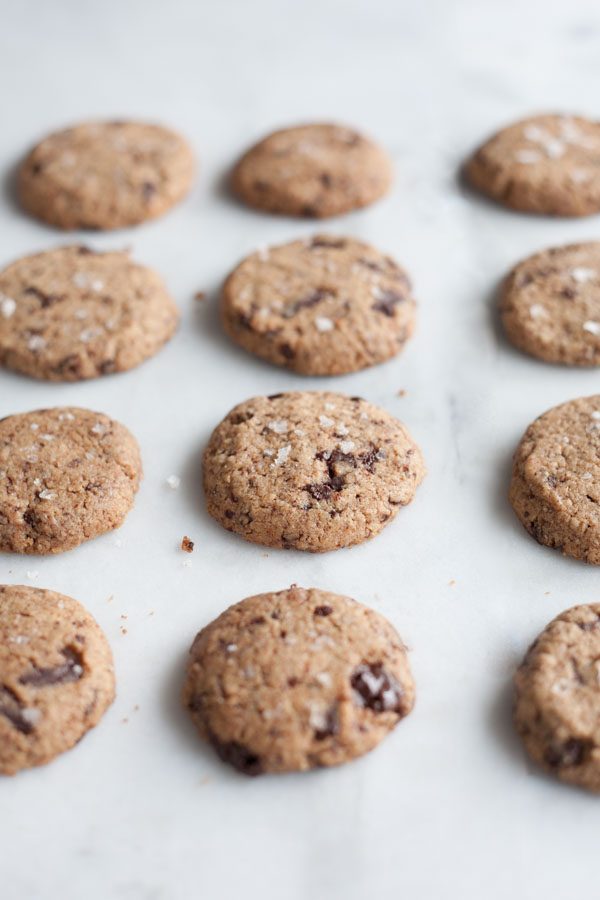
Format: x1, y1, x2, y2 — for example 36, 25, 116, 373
466, 114, 600, 216
510, 395, 600, 564
221, 235, 415, 375
203, 391, 425, 553
183, 585, 415, 775
0, 584, 114, 775
514, 603, 600, 792
0, 245, 179, 381
0, 407, 142, 555
18, 120, 195, 230
232, 123, 392, 218
500, 242, 600, 366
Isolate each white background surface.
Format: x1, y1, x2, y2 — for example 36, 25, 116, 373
2, 0, 600, 897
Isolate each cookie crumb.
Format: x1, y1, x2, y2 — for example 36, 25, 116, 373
449, 579, 455, 586
182, 535, 194, 553
397, 389, 407, 397
194, 290, 206, 301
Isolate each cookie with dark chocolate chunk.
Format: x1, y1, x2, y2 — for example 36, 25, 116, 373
220, 235, 415, 374
18, 120, 195, 230
202, 391, 425, 553
466, 114, 600, 216
232, 123, 392, 218
0, 245, 178, 381
0, 584, 115, 775
182, 585, 415, 774
514, 603, 600, 792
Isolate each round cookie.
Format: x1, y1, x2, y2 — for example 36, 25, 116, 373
221, 235, 415, 375
183, 585, 415, 775
510, 395, 600, 564
466, 114, 600, 216
202, 391, 425, 553
514, 603, 600, 793
18, 120, 195, 230
0, 245, 179, 381
0, 584, 115, 775
500, 242, 600, 366
232, 123, 392, 218
0, 407, 142, 555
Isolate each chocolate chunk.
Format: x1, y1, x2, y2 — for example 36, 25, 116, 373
350, 663, 405, 714
320, 173, 332, 188
24, 286, 62, 308
267, 393, 284, 400
545, 738, 586, 769
304, 475, 345, 500
358, 447, 380, 472
372, 290, 405, 317
578, 617, 600, 631
77, 245, 93, 255
142, 181, 156, 201
282, 288, 333, 318
18, 646, 84, 687
249, 616, 266, 626
313, 605, 333, 616
210, 736, 263, 775
0, 686, 34, 734
547, 475, 558, 487
561, 287, 576, 299
279, 343, 295, 359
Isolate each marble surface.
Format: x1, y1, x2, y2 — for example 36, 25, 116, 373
2, 0, 600, 897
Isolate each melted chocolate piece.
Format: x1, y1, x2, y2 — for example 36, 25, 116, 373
210, 734, 262, 776
545, 738, 586, 769
0, 686, 34, 734
282, 288, 333, 319
372, 290, 405, 317
18, 647, 84, 687
313, 606, 333, 617
350, 663, 405, 714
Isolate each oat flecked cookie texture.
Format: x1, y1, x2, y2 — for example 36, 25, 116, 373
466, 114, 600, 216
18, 120, 195, 230
510, 395, 600, 564
232, 123, 392, 218
0, 245, 179, 381
183, 586, 415, 775
221, 235, 415, 375
514, 603, 600, 793
203, 391, 425, 553
0, 584, 115, 775
500, 242, 600, 366
0, 407, 142, 554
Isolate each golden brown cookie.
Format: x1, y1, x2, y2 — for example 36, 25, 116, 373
500, 242, 600, 366
183, 585, 415, 775
221, 235, 415, 375
466, 114, 600, 216
0, 407, 142, 555
18, 120, 195, 230
0, 584, 115, 775
202, 391, 425, 553
514, 603, 600, 792
510, 395, 600, 564
0, 245, 179, 381
232, 123, 392, 218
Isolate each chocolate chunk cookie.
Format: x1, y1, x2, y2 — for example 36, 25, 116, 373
0, 407, 142, 554
0, 245, 179, 381
500, 242, 600, 366
221, 235, 415, 375
203, 392, 425, 553
0, 584, 115, 775
466, 114, 600, 216
514, 603, 600, 792
232, 123, 392, 218
510, 395, 600, 564
18, 120, 195, 230
183, 585, 415, 775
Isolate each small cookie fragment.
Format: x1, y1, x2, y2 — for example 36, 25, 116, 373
182, 536, 194, 553
510, 395, 600, 564
514, 603, 600, 792
501, 243, 600, 365
183, 586, 415, 774
18, 120, 195, 230
0, 584, 115, 775
232, 123, 392, 218
221, 235, 415, 375
0, 245, 179, 381
466, 114, 600, 216
0, 407, 142, 555
202, 391, 425, 553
